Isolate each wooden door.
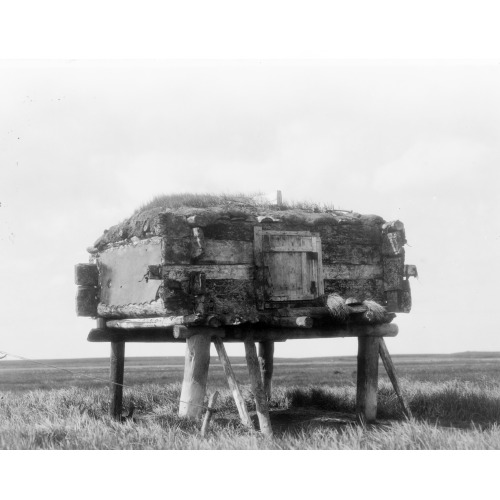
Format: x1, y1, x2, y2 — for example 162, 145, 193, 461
254, 227, 324, 308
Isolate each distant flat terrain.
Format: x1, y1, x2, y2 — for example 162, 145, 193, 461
2, 352, 500, 449
2, 352, 499, 392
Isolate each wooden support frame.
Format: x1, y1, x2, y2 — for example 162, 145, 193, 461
244, 339, 273, 437
258, 341, 274, 400
91, 319, 403, 430
379, 338, 412, 419
356, 337, 380, 423
178, 333, 211, 420
110, 340, 125, 420
213, 337, 253, 428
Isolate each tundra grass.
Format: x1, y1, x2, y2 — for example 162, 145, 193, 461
2, 378, 500, 449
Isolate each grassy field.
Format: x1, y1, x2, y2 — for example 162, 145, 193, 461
1, 352, 500, 449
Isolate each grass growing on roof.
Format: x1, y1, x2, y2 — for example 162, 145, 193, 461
133, 192, 338, 215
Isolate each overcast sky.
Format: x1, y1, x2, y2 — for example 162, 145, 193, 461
1, 60, 499, 360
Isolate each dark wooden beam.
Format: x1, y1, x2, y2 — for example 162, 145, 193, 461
258, 341, 274, 400
110, 341, 125, 420
356, 337, 380, 423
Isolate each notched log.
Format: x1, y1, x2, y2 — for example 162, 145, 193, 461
154, 212, 191, 238
76, 286, 98, 317
161, 237, 191, 264
75, 263, 98, 286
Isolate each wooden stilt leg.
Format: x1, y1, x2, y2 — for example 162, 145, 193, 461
213, 338, 253, 428
379, 338, 412, 419
179, 333, 211, 419
244, 339, 273, 437
258, 340, 274, 400
356, 337, 380, 423
110, 341, 125, 420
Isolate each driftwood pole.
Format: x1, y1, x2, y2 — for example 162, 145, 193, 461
179, 333, 211, 419
213, 337, 253, 428
379, 338, 412, 419
110, 340, 125, 420
200, 391, 219, 438
356, 337, 380, 423
244, 339, 273, 437
258, 341, 274, 400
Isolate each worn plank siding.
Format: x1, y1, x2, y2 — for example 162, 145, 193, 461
202, 221, 255, 241
97, 298, 169, 318
163, 264, 253, 281
322, 244, 381, 266
197, 239, 254, 264
322, 263, 383, 280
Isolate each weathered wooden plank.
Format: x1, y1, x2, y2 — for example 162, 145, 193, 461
74, 263, 98, 286
263, 234, 315, 252
76, 286, 98, 317
176, 323, 398, 341
322, 263, 383, 280
97, 298, 170, 319
88, 328, 180, 342
322, 244, 381, 265
173, 325, 225, 339
356, 336, 379, 423
110, 341, 125, 420
244, 339, 273, 437
253, 226, 265, 310
88, 322, 398, 343
197, 239, 254, 264
213, 337, 253, 428
106, 315, 203, 329
379, 339, 412, 419
258, 341, 274, 400
179, 333, 212, 420
163, 264, 254, 281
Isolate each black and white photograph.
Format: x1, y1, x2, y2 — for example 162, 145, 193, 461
1, 1, 499, 497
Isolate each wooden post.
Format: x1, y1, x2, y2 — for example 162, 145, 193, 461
213, 337, 253, 428
110, 341, 125, 420
356, 337, 380, 423
379, 338, 412, 419
179, 333, 211, 419
200, 391, 219, 438
258, 340, 274, 400
244, 339, 273, 437
277, 190, 283, 206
